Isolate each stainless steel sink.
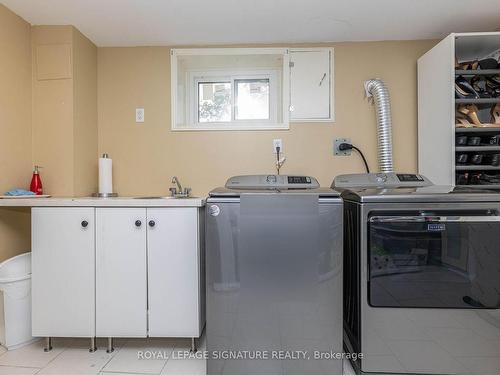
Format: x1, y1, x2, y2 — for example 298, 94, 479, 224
133, 195, 196, 199
133, 196, 173, 199
134, 176, 193, 199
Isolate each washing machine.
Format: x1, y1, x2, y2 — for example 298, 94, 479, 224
334, 173, 500, 375
205, 175, 343, 375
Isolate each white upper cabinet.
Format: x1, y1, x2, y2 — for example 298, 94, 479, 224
290, 48, 334, 122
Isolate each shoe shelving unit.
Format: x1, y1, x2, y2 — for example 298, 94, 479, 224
418, 32, 500, 188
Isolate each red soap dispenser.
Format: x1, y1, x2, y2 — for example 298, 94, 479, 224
30, 165, 43, 195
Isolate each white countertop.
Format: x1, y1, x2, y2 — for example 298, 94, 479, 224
0, 196, 205, 207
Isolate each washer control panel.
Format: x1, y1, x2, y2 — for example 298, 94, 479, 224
396, 173, 425, 182
332, 173, 432, 189
226, 175, 319, 190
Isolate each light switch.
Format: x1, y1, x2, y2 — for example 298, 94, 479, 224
136, 108, 144, 123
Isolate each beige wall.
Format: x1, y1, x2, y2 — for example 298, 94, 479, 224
32, 26, 75, 196
98, 40, 436, 196
73, 28, 98, 196
0, 4, 436, 261
32, 25, 98, 197
0, 11, 98, 262
0, 5, 32, 260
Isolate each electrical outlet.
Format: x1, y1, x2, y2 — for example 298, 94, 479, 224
334, 138, 352, 156
136, 108, 145, 123
273, 139, 283, 154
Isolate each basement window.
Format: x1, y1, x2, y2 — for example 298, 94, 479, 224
194, 73, 276, 125
172, 48, 290, 131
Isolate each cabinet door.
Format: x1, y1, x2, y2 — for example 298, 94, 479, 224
147, 208, 200, 337
32, 207, 95, 337
96, 208, 147, 337
290, 49, 332, 121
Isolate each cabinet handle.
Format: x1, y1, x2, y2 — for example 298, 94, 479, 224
135, 220, 142, 227
81, 220, 89, 228
148, 220, 156, 227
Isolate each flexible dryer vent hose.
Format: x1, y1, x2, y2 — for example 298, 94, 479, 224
364, 79, 394, 173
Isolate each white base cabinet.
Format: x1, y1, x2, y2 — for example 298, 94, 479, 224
32, 206, 204, 341
96, 208, 147, 337
32, 208, 95, 337
148, 208, 201, 337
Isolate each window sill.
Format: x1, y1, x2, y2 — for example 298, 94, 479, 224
172, 123, 289, 131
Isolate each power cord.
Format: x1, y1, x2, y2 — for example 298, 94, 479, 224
275, 146, 286, 175
339, 143, 370, 173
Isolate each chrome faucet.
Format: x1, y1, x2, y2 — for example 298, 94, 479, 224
171, 176, 182, 192
170, 176, 191, 197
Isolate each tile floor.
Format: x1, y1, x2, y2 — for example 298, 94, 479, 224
0, 337, 355, 375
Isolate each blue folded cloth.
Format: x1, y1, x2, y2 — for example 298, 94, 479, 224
4, 189, 36, 196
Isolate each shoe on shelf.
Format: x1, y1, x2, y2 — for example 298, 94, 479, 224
484, 154, 500, 167
467, 136, 481, 146
476, 172, 500, 184
455, 59, 479, 70
456, 135, 468, 146
479, 58, 499, 70
455, 76, 480, 99
456, 154, 469, 164
456, 173, 469, 185
470, 154, 484, 165
487, 134, 500, 145
457, 104, 499, 127
471, 76, 492, 98
455, 112, 473, 128
491, 103, 500, 124
486, 84, 500, 98
485, 77, 500, 98
487, 75, 500, 85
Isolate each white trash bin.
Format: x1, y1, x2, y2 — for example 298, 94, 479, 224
0, 252, 35, 350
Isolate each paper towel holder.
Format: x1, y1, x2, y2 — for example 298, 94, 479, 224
92, 153, 118, 198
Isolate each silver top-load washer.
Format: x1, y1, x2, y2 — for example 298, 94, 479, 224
205, 175, 343, 375
333, 173, 500, 375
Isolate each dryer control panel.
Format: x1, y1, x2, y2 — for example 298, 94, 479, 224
226, 175, 320, 190
332, 173, 433, 189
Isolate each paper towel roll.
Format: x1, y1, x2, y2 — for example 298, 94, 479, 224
98, 156, 113, 194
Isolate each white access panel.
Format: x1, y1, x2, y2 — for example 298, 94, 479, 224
96, 208, 147, 337
290, 48, 333, 121
32, 207, 95, 337
147, 208, 201, 337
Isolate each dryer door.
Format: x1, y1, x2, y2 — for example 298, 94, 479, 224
368, 211, 500, 309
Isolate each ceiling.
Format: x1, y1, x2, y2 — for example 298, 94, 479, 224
3, 0, 500, 47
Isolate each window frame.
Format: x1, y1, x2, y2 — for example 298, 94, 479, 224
171, 48, 290, 131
